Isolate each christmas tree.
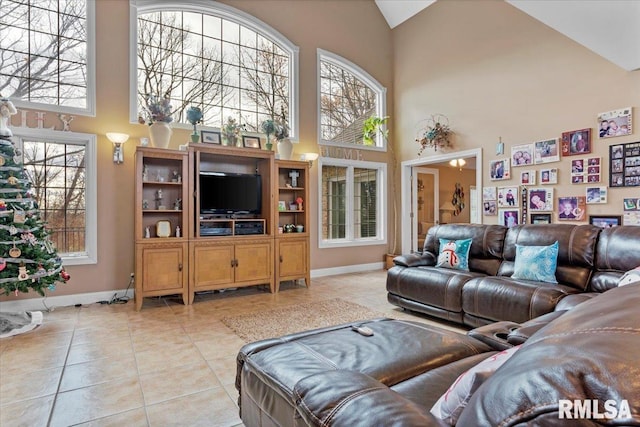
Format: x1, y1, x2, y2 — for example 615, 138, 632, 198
0, 97, 69, 296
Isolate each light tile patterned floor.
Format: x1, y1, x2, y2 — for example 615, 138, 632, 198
0, 270, 464, 426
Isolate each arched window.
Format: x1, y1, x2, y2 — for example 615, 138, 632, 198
317, 49, 386, 149
131, 0, 299, 137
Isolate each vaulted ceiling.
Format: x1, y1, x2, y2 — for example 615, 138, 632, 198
375, 0, 640, 71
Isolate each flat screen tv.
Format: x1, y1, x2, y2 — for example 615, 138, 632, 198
199, 172, 262, 215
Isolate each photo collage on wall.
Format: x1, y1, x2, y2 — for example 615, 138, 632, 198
570, 157, 601, 184
497, 186, 520, 227
610, 142, 640, 187
482, 187, 497, 216
624, 198, 640, 226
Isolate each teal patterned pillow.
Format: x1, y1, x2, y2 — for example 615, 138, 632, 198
512, 241, 559, 283
436, 238, 472, 271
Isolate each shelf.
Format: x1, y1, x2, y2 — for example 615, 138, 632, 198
278, 187, 305, 191
278, 209, 304, 213
143, 209, 183, 213
142, 181, 182, 186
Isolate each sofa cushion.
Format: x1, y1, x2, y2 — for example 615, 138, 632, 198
512, 241, 559, 283
499, 224, 599, 291
590, 226, 640, 292
436, 238, 472, 271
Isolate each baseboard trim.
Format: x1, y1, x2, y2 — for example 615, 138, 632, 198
0, 289, 134, 312
0, 263, 384, 312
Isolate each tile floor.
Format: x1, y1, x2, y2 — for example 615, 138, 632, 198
0, 270, 464, 427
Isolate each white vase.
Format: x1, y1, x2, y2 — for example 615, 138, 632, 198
149, 122, 172, 149
277, 138, 293, 160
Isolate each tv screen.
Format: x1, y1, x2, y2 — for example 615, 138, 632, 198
199, 172, 262, 215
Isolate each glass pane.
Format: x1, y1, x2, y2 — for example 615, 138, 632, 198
353, 168, 377, 238
322, 166, 347, 240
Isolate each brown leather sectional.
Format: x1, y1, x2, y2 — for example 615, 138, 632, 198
387, 223, 640, 327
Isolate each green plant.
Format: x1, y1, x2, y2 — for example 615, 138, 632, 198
362, 115, 389, 146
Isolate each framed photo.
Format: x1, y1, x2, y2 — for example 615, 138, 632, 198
534, 138, 560, 164
482, 186, 496, 201
561, 128, 591, 156
557, 196, 586, 221
490, 158, 510, 180
511, 144, 534, 167
155, 220, 171, 238
201, 130, 221, 144
242, 135, 261, 149
624, 198, 640, 211
586, 186, 607, 204
539, 168, 558, 185
519, 170, 536, 186
499, 209, 520, 228
530, 213, 552, 224
589, 215, 621, 228
623, 198, 640, 226
483, 200, 497, 216
610, 142, 640, 187
278, 201, 286, 211
598, 107, 632, 138
497, 186, 519, 208
528, 188, 554, 211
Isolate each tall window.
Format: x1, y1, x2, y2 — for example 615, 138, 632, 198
0, 0, 95, 115
318, 49, 386, 149
319, 159, 386, 248
133, 1, 299, 135
14, 129, 97, 264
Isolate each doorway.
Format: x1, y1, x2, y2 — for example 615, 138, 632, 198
400, 148, 483, 254
411, 168, 438, 252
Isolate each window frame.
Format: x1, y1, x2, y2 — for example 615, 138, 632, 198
129, 0, 300, 140
3, 0, 97, 117
317, 49, 387, 151
11, 128, 97, 265
318, 157, 387, 248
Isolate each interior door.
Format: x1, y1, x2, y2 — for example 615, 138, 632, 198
412, 168, 439, 252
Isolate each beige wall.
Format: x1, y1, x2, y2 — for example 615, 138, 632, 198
393, 1, 639, 227
2, 0, 393, 302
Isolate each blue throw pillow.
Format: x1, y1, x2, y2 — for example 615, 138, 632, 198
512, 241, 559, 283
436, 238, 472, 271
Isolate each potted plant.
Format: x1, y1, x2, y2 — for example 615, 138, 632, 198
222, 116, 243, 146
186, 106, 203, 143
260, 119, 276, 151
274, 109, 292, 159
138, 93, 174, 149
362, 115, 389, 146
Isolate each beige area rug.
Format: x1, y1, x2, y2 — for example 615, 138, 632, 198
221, 298, 387, 342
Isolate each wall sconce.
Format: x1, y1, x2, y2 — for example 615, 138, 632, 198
449, 158, 466, 171
300, 152, 319, 167
106, 132, 129, 164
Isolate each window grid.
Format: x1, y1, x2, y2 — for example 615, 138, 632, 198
354, 168, 377, 238
137, 10, 290, 132
22, 140, 86, 255
0, 0, 89, 109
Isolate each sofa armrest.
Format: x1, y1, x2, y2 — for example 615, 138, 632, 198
393, 252, 436, 267
467, 321, 520, 351
294, 370, 446, 427
506, 310, 566, 345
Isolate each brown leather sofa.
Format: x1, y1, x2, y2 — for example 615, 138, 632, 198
387, 224, 640, 327
236, 282, 640, 426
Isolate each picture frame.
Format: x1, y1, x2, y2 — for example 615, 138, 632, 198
499, 209, 520, 228
511, 143, 534, 167
519, 170, 536, 186
242, 135, 261, 149
561, 128, 592, 156
586, 186, 607, 204
530, 213, 552, 224
534, 138, 560, 164
490, 158, 510, 180
598, 107, 632, 139
528, 188, 554, 211
482, 186, 496, 201
278, 200, 286, 211
571, 157, 601, 184
623, 198, 640, 226
589, 215, 621, 228
201, 130, 221, 144
557, 196, 586, 221
539, 168, 558, 185
497, 186, 519, 208
155, 220, 171, 238
609, 142, 640, 187
483, 200, 497, 216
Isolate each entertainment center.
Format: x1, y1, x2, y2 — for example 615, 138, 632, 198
134, 144, 310, 310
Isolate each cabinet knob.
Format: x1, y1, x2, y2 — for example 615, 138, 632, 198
178, 263, 183, 271
279, 255, 283, 263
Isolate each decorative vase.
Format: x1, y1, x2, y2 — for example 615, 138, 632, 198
277, 138, 293, 160
149, 122, 172, 149
265, 141, 273, 151
190, 131, 200, 144
222, 135, 237, 146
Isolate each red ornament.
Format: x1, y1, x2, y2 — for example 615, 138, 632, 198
60, 269, 71, 281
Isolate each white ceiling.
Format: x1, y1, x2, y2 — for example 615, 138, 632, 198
375, 0, 640, 71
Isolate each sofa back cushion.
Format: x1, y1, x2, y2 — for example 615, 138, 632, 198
590, 225, 640, 292
498, 224, 599, 291
424, 224, 507, 276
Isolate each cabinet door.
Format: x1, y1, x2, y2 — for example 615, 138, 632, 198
278, 239, 307, 278
235, 242, 271, 282
141, 246, 184, 291
193, 244, 234, 287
